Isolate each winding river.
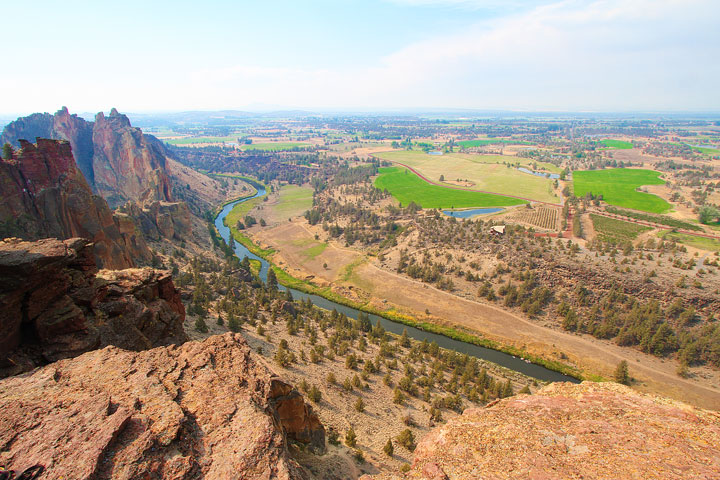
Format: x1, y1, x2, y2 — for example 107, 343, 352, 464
215, 189, 577, 383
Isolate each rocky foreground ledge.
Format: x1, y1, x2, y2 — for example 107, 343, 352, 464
364, 381, 720, 480
0, 237, 187, 377
0, 333, 324, 479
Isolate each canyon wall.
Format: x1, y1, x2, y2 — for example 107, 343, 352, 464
0, 139, 151, 268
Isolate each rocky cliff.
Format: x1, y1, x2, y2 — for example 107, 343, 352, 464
2, 107, 171, 208
365, 382, 720, 480
92, 108, 173, 207
0, 237, 186, 378
0, 333, 324, 479
0, 139, 151, 268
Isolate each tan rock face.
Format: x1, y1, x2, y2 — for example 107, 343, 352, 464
0, 333, 324, 480
2, 107, 172, 208
92, 109, 172, 208
366, 382, 720, 480
0, 238, 186, 377
0, 139, 151, 268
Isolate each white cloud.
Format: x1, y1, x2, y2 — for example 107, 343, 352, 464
2, 0, 718, 113
385, 0, 554, 9
171, 0, 719, 111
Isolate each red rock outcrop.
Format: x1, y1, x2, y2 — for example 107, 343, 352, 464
365, 382, 720, 480
0, 139, 151, 268
0, 237, 186, 378
2, 107, 171, 208
0, 333, 324, 479
92, 108, 173, 207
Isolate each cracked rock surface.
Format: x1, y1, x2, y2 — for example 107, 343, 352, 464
365, 382, 720, 480
0, 333, 324, 479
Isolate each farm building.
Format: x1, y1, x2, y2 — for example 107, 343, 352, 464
490, 225, 506, 235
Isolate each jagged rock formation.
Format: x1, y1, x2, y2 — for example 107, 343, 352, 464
365, 382, 720, 480
0, 237, 186, 378
0, 139, 151, 268
2, 108, 207, 244
2, 107, 172, 208
0, 333, 325, 479
92, 108, 172, 207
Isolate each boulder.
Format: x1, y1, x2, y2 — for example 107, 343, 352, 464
0, 237, 186, 377
0, 333, 324, 479
364, 382, 720, 480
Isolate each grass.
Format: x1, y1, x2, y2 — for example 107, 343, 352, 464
604, 206, 702, 231
374, 151, 559, 203
590, 214, 651, 244
599, 139, 633, 149
273, 184, 314, 219
573, 169, 670, 214
241, 142, 309, 151
658, 231, 720, 252
693, 146, 720, 155
225, 194, 266, 228
303, 243, 327, 259
374, 167, 527, 209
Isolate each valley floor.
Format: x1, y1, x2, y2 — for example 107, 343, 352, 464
250, 219, 720, 410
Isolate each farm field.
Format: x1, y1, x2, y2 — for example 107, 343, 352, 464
658, 231, 720, 252
590, 214, 651, 244
692, 146, 720, 155
506, 206, 559, 230
241, 142, 310, 151
573, 169, 670, 213
599, 139, 633, 149
604, 206, 702, 231
164, 135, 238, 145
458, 139, 532, 148
374, 151, 560, 203
270, 184, 314, 220
374, 167, 527, 209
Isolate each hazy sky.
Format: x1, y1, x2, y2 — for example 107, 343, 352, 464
2, 0, 718, 114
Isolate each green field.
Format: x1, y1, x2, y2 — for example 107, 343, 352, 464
272, 184, 314, 219
374, 151, 560, 203
590, 214, 651, 244
458, 139, 531, 148
658, 231, 720, 252
693, 146, 720, 155
241, 142, 310, 151
225, 194, 266, 230
599, 139, 633, 149
374, 167, 527, 209
604, 206, 701, 231
573, 169, 670, 213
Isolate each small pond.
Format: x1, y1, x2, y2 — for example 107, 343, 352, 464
442, 208, 504, 218
517, 167, 560, 179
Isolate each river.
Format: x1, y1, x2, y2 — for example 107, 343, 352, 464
215, 190, 577, 383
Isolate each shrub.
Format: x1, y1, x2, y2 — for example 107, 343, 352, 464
396, 429, 416, 451
345, 427, 357, 448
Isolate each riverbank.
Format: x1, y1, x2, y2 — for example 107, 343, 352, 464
218, 187, 585, 381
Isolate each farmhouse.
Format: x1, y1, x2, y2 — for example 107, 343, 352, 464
490, 225, 506, 235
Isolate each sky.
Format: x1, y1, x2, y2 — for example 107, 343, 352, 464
1, 0, 719, 114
